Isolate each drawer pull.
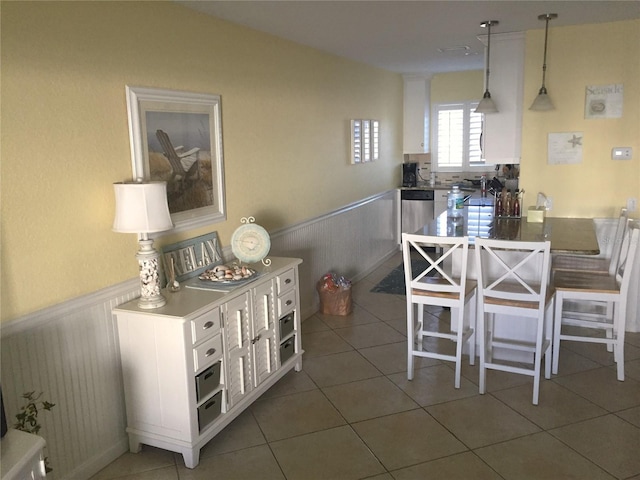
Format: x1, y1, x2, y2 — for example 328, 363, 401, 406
251, 334, 262, 344
286, 300, 292, 306
285, 278, 292, 284
203, 321, 214, 330
205, 348, 216, 357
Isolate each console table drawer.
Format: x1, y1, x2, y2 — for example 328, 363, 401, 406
277, 289, 296, 317
276, 269, 296, 295
193, 334, 222, 372
191, 307, 221, 344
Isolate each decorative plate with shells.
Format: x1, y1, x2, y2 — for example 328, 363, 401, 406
198, 263, 257, 284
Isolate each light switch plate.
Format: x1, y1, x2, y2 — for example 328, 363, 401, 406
611, 147, 632, 160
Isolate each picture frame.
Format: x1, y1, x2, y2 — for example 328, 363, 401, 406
125, 86, 226, 233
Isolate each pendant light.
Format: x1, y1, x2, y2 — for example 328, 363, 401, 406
475, 20, 499, 114
530, 13, 558, 111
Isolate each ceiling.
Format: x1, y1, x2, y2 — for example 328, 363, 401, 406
177, 0, 640, 75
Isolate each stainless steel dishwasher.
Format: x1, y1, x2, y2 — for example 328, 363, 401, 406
401, 189, 435, 236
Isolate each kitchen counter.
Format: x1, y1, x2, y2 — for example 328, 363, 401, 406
416, 206, 600, 255
400, 183, 478, 192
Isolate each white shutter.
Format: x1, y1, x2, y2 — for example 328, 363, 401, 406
351, 119, 379, 164
469, 109, 483, 164
434, 102, 485, 170
437, 106, 464, 168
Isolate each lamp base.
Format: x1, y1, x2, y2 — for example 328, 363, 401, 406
136, 239, 166, 309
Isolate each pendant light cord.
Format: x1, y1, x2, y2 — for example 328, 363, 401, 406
484, 21, 493, 96
540, 15, 550, 93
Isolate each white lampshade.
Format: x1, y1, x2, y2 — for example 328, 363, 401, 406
113, 181, 173, 234
475, 94, 498, 114
529, 90, 555, 111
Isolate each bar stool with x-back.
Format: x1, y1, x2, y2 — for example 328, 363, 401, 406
474, 238, 554, 405
402, 233, 477, 389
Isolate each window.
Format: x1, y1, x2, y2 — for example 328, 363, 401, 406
432, 102, 483, 171
351, 119, 379, 163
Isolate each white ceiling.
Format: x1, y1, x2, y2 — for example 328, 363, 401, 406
177, 0, 640, 75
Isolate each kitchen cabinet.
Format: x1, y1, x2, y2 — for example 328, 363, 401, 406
403, 75, 431, 153
481, 32, 525, 165
113, 257, 303, 469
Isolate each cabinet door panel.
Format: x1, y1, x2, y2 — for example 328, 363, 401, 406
252, 281, 277, 387
224, 294, 252, 407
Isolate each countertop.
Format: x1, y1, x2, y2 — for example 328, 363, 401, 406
400, 183, 477, 192
415, 206, 600, 255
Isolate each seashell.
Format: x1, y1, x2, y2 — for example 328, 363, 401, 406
225, 273, 233, 279
214, 265, 228, 272
215, 271, 226, 279
233, 274, 243, 281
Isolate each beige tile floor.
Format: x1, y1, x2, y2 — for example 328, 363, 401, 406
92, 253, 640, 480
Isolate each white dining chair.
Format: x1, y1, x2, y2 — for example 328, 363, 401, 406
402, 233, 476, 389
474, 238, 554, 405
552, 221, 640, 381
552, 207, 628, 276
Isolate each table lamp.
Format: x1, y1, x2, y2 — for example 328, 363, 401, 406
113, 181, 173, 309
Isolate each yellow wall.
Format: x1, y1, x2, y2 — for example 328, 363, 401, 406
2, 3, 638, 321
431, 70, 484, 104
520, 20, 639, 218
0, 2, 403, 320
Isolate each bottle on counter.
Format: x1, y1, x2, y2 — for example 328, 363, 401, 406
480, 175, 487, 197
447, 185, 464, 218
505, 191, 512, 216
495, 191, 503, 216
513, 190, 521, 217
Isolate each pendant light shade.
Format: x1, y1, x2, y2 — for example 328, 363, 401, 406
530, 13, 558, 111
475, 20, 499, 114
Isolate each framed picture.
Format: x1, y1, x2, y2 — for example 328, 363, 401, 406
125, 86, 226, 233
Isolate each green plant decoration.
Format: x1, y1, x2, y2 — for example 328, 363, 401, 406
14, 391, 56, 472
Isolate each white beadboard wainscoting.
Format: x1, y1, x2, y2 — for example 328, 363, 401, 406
0, 189, 399, 480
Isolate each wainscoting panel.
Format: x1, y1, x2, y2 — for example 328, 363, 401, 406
0, 190, 399, 479
269, 190, 398, 319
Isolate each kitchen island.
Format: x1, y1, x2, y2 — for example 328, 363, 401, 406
417, 202, 600, 255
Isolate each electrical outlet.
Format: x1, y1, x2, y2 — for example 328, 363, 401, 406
628, 197, 638, 212
546, 196, 553, 211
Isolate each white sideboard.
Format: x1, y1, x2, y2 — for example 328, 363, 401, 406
1, 429, 47, 479
113, 257, 303, 468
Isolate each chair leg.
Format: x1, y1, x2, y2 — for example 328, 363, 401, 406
407, 302, 415, 381
545, 300, 553, 380
552, 293, 564, 375
614, 303, 626, 381
478, 305, 486, 395
454, 307, 465, 389
417, 304, 424, 351
606, 301, 614, 353
469, 294, 476, 366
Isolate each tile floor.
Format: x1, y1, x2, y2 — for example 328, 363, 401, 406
92, 253, 640, 480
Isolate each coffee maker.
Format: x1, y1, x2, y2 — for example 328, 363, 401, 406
402, 162, 418, 187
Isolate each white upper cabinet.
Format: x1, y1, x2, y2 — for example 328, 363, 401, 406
482, 32, 525, 164
403, 75, 431, 153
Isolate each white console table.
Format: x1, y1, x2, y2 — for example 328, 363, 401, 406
1, 429, 47, 479
112, 257, 303, 468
